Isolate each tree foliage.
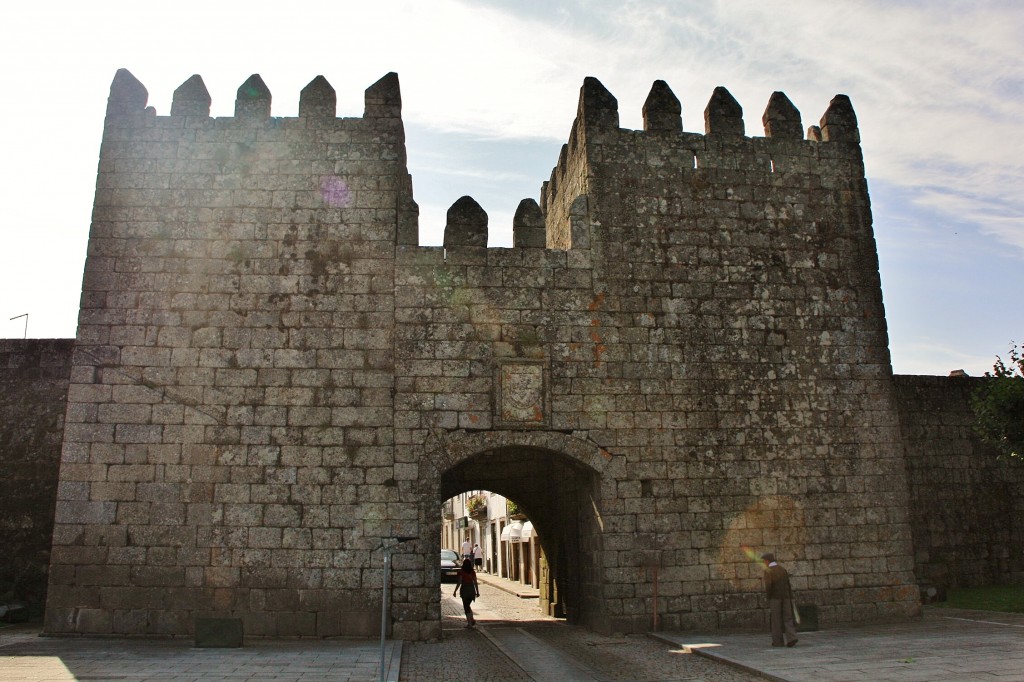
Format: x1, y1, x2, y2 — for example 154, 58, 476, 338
971, 341, 1024, 461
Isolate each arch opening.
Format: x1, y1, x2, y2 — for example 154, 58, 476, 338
438, 445, 606, 629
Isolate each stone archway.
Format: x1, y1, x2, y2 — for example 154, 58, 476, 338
422, 429, 613, 479
425, 430, 611, 631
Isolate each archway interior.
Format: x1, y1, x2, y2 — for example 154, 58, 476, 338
440, 445, 604, 627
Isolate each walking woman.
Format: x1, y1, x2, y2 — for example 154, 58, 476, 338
453, 558, 480, 627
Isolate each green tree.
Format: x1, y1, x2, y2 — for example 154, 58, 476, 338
971, 341, 1024, 460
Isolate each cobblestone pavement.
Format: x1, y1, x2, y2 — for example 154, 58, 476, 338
399, 577, 760, 681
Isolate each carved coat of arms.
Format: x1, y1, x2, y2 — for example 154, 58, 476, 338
498, 362, 546, 426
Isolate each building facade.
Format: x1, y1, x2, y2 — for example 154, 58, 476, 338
442, 491, 542, 596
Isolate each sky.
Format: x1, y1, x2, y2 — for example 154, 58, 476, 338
1, 0, 1021, 376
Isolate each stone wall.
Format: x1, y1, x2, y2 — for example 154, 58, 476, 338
45, 70, 419, 638
894, 375, 1024, 588
45, 68, 925, 640
398, 78, 921, 634
0, 339, 74, 611
641, 86, 916, 628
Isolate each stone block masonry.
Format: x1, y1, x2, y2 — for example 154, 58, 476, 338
1, 339, 74, 613
47, 70, 415, 639
895, 375, 1024, 589
45, 67, 929, 640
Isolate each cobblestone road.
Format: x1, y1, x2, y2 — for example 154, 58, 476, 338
400, 580, 760, 681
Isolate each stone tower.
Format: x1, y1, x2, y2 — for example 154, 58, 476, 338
45, 70, 918, 639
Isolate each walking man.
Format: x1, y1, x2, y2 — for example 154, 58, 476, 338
762, 552, 798, 647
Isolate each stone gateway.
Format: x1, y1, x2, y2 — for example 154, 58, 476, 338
45, 68, 932, 639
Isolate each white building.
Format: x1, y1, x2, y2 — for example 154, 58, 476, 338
441, 490, 540, 590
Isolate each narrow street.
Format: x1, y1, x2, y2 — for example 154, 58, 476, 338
399, 575, 761, 682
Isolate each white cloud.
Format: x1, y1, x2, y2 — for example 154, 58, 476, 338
1, 0, 1021, 372
445, 1, 1024, 258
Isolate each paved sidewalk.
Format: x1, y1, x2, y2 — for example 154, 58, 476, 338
0, 624, 402, 682
476, 571, 540, 599
4, 603, 1022, 681
653, 607, 1024, 682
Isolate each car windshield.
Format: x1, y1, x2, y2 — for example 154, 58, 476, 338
440, 550, 459, 562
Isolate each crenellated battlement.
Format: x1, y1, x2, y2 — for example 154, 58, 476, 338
96, 69, 416, 247
540, 76, 865, 251
105, 68, 403, 123
544, 78, 864, 204
559, 76, 860, 142
102, 70, 865, 255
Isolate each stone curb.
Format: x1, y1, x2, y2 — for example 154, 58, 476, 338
384, 639, 403, 682
647, 631, 790, 682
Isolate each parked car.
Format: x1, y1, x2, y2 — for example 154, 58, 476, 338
440, 549, 461, 582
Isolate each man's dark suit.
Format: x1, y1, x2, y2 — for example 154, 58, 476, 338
764, 562, 797, 646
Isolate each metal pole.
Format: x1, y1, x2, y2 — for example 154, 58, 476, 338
652, 566, 659, 632
376, 535, 415, 682
379, 549, 391, 682
10, 314, 27, 339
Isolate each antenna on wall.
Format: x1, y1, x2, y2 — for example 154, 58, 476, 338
9, 313, 27, 339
